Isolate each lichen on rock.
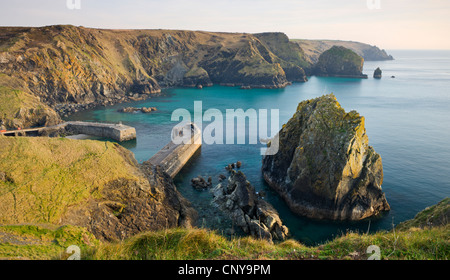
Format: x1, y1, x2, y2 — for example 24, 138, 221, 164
262, 94, 390, 221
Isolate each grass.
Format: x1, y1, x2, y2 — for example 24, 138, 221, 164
2, 224, 445, 260
319, 225, 449, 260
0, 224, 98, 260
0, 136, 145, 224
73, 227, 314, 260
0, 84, 60, 130
0, 86, 38, 122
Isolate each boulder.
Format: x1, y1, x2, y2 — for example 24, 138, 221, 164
262, 94, 390, 221
211, 170, 289, 242
191, 175, 212, 190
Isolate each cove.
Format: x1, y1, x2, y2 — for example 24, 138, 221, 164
67, 50, 450, 245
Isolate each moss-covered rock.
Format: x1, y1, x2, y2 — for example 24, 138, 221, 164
262, 94, 389, 220
313, 46, 367, 78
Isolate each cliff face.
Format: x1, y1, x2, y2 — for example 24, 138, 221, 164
313, 46, 367, 78
262, 94, 390, 220
0, 26, 310, 124
0, 25, 393, 129
0, 136, 197, 241
294, 39, 394, 64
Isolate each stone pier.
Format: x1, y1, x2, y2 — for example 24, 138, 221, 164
146, 123, 202, 178
65, 121, 136, 142
0, 121, 136, 142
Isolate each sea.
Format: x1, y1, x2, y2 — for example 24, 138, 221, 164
67, 50, 450, 245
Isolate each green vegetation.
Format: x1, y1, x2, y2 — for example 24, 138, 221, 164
0, 83, 61, 130
314, 46, 364, 77
0, 136, 144, 224
1, 223, 447, 260
0, 224, 98, 260
0, 136, 447, 260
0, 197, 447, 260
320, 46, 362, 66
184, 66, 208, 78
255, 33, 310, 70
396, 198, 450, 230
0, 86, 28, 121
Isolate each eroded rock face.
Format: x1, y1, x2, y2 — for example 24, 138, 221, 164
0, 26, 308, 114
61, 164, 198, 241
211, 170, 289, 242
262, 94, 390, 221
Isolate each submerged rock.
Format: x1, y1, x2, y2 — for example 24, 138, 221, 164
262, 94, 390, 221
211, 170, 289, 242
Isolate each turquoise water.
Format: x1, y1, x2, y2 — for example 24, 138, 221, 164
68, 50, 450, 245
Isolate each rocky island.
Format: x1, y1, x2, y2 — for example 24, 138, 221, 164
374, 67, 382, 79
262, 94, 390, 220
313, 46, 368, 78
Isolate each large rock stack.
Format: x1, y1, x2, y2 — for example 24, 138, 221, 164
262, 94, 390, 221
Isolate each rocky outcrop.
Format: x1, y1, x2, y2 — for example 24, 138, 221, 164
262, 94, 390, 221
62, 163, 197, 242
0, 86, 62, 130
211, 170, 289, 242
313, 46, 367, 78
373, 67, 382, 79
118, 106, 157, 113
182, 66, 213, 88
254, 32, 309, 82
191, 175, 213, 190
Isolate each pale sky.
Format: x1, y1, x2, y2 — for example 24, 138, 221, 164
1, 0, 449, 50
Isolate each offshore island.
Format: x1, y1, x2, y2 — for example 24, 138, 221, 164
0, 25, 448, 260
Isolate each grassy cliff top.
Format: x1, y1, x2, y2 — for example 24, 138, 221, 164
0, 136, 144, 224
319, 46, 363, 66
1, 218, 447, 260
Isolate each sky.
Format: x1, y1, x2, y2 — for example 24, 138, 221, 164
0, 0, 449, 50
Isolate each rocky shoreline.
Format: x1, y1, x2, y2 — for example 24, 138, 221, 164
0, 25, 391, 127
211, 170, 289, 242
